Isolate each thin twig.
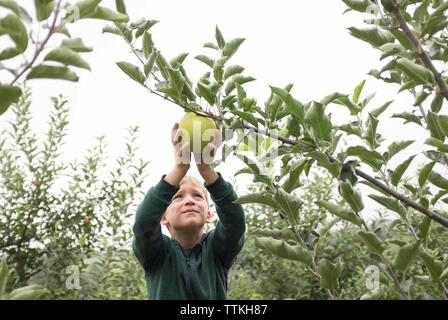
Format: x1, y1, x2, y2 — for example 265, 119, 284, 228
392, 4, 448, 102
10, 0, 63, 85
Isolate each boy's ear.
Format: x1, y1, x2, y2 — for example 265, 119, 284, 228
161, 212, 169, 226
206, 209, 212, 223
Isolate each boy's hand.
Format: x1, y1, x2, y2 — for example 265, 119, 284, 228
171, 122, 190, 172
194, 122, 222, 173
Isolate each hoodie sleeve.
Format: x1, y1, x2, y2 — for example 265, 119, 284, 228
205, 172, 246, 268
132, 174, 180, 271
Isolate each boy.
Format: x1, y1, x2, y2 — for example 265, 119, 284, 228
132, 121, 246, 300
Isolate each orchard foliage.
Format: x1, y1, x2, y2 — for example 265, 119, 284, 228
0, 86, 149, 299
0, 0, 129, 115
1, 0, 448, 299
108, 0, 448, 299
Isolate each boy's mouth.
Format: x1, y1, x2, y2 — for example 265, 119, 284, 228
182, 209, 198, 214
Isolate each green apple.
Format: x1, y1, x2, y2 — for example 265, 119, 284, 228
179, 112, 217, 153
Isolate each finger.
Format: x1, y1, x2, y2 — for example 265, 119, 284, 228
171, 123, 179, 141
213, 129, 222, 147
172, 129, 183, 145
201, 144, 214, 164
177, 142, 190, 163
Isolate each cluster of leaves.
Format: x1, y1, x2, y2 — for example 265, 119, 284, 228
1, 257, 49, 299
0, 0, 129, 116
0, 86, 149, 298
109, 0, 448, 299
229, 169, 448, 300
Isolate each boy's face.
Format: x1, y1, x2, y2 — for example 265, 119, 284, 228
161, 181, 211, 233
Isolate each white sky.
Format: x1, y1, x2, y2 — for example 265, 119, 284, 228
1, 1, 441, 223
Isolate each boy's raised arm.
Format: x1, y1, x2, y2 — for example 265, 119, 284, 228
132, 168, 184, 270
133, 122, 190, 270
202, 167, 246, 268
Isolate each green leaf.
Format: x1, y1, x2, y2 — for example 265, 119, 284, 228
316, 200, 362, 226
116, 61, 145, 84
391, 112, 422, 126
223, 65, 244, 80
425, 137, 448, 152
318, 258, 343, 291
368, 194, 407, 218
358, 230, 384, 255
254, 237, 312, 265
144, 51, 158, 77
394, 241, 420, 272
197, 82, 217, 106
167, 67, 186, 102
341, 0, 371, 12
306, 151, 341, 178
252, 228, 295, 241
156, 52, 171, 80
331, 95, 362, 115
304, 102, 332, 140
203, 42, 218, 50
213, 56, 228, 82
169, 53, 189, 68
275, 187, 303, 226
390, 155, 416, 186
320, 92, 349, 106
102, 24, 121, 36
222, 38, 245, 59
339, 180, 364, 212
419, 162, 436, 188
135, 20, 158, 39
371, 100, 393, 118
232, 111, 259, 128
363, 113, 379, 149
0, 0, 20, 15
352, 79, 366, 103
348, 27, 395, 48
235, 154, 272, 186
390, 29, 414, 50
270, 86, 305, 124
430, 95, 444, 113
0, 14, 28, 60
26, 65, 79, 81
195, 54, 214, 68
233, 192, 280, 209
396, 58, 435, 85
418, 249, 443, 280
346, 146, 383, 171
386, 140, 415, 161
142, 32, 153, 59
44, 47, 91, 70
427, 111, 445, 141
417, 216, 432, 247
0, 257, 8, 297
422, 14, 448, 37
427, 170, 448, 190
282, 159, 307, 193
61, 38, 93, 52
437, 115, 448, 138
34, 0, 54, 21
337, 123, 363, 138
115, 0, 126, 14
83, 6, 129, 22
0, 84, 22, 115
215, 25, 225, 49
74, 0, 101, 18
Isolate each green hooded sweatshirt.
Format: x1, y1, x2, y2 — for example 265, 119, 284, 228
132, 172, 246, 300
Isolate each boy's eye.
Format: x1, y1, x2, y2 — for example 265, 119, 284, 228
173, 193, 203, 199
